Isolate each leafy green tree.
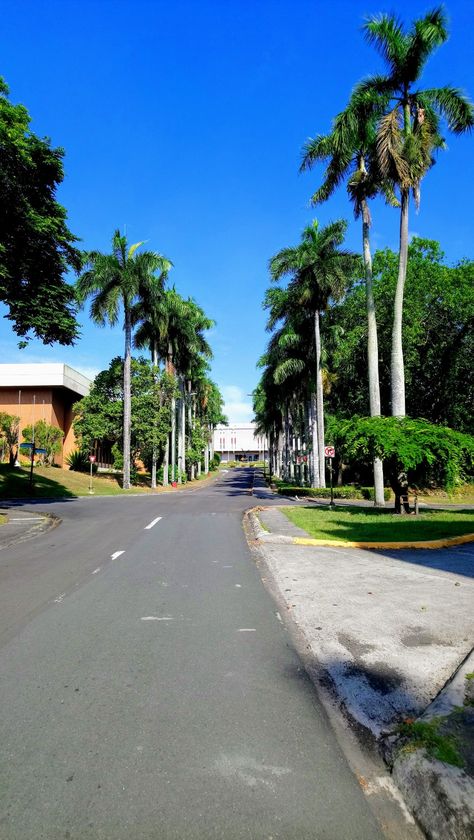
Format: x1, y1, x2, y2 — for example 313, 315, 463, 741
338, 415, 474, 512
73, 357, 177, 481
76, 231, 171, 488
0, 77, 80, 345
325, 239, 474, 434
0, 412, 20, 465
359, 7, 473, 416
22, 419, 63, 465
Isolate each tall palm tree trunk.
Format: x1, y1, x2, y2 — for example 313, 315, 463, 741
310, 392, 320, 488
170, 398, 176, 482
162, 435, 170, 485
151, 341, 159, 489
123, 308, 132, 490
204, 429, 210, 474
362, 203, 385, 506
392, 190, 409, 417
187, 380, 195, 481
177, 378, 186, 483
314, 310, 326, 487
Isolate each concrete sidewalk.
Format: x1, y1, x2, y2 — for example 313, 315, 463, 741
249, 505, 474, 839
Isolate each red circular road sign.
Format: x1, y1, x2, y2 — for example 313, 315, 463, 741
89, 455, 96, 463
324, 446, 335, 458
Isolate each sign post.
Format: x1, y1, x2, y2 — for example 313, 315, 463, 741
324, 445, 336, 508
89, 454, 96, 494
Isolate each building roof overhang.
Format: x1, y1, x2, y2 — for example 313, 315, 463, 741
0, 364, 92, 398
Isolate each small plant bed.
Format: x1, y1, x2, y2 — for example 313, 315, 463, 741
281, 505, 474, 544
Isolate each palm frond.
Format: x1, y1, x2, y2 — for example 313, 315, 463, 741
300, 134, 333, 171
377, 107, 410, 184
405, 6, 448, 81
422, 86, 474, 133
363, 14, 408, 76
274, 358, 305, 385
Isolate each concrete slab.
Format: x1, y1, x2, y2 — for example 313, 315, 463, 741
256, 538, 474, 737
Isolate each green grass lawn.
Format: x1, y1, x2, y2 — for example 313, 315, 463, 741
0, 464, 218, 499
282, 505, 474, 543
0, 464, 153, 498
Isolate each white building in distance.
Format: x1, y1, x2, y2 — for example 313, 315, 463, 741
213, 423, 268, 463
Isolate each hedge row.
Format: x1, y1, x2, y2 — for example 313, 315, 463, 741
275, 484, 391, 501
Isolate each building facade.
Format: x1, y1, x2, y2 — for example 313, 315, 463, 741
212, 423, 267, 463
0, 364, 91, 467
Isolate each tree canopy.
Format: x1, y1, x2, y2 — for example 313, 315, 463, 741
0, 77, 80, 345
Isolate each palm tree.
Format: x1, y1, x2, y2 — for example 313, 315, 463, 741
133, 264, 173, 488
263, 285, 318, 485
360, 7, 473, 415
270, 220, 356, 486
300, 101, 394, 504
77, 230, 170, 489
138, 289, 213, 484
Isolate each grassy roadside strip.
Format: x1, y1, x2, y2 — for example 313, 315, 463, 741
281, 505, 474, 544
0, 464, 219, 499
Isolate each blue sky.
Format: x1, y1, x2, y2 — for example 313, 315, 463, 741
2, 0, 473, 422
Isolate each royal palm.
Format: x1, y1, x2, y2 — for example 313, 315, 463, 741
77, 230, 171, 489
361, 7, 473, 415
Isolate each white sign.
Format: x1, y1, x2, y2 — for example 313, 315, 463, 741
324, 446, 335, 458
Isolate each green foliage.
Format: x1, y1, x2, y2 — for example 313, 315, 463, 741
276, 484, 390, 501
0, 411, 20, 465
186, 421, 207, 471
360, 486, 392, 502
337, 415, 474, 495
66, 449, 97, 474
398, 719, 463, 768
73, 357, 177, 480
22, 419, 63, 465
0, 77, 80, 345
325, 239, 474, 432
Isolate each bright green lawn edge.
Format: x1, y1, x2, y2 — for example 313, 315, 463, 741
282, 505, 474, 543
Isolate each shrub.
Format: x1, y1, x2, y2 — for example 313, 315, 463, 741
360, 486, 392, 502
66, 450, 98, 474
276, 484, 391, 500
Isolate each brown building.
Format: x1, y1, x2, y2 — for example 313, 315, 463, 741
0, 364, 91, 467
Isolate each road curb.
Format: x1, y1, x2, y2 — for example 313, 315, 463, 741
0, 509, 60, 551
242, 507, 424, 839
248, 506, 474, 550
245, 506, 474, 839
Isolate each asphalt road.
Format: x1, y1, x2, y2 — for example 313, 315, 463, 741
0, 469, 383, 839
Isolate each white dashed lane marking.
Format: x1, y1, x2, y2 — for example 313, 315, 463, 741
141, 616, 174, 622
111, 551, 125, 560
144, 516, 162, 530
